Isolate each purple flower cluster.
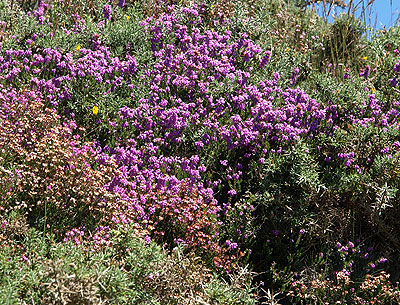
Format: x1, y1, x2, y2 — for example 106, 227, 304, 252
359, 65, 371, 80
103, 4, 112, 21
3, 3, 400, 271
390, 60, 400, 87
0, 43, 138, 107
33, 0, 48, 24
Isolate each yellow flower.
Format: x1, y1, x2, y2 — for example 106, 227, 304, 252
362, 56, 367, 61
76, 45, 81, 51
93, 106, 99, 115
126, 15, 130, 20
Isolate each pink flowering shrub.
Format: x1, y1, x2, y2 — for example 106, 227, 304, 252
289, 270, 400, 304
0, 86, 147, 240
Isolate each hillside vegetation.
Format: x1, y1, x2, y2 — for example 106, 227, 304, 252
1, 0, 400, 303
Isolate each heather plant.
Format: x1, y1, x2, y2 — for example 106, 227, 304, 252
0, 85, 151, 245
3, 0, 400, 303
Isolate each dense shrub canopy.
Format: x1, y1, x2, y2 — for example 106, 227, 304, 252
2, 0, 400, 303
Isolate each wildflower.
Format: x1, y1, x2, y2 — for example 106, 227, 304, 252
118, 0, 125, 8
229, 242, 238, 250
103, 4, 112, 20
362, 56, 368, 61
93, 106, 99, 115
220, 159, 228, 166
126, 15, 131, 20
359, 65, 371, 80
290, 67, 300, 86
228, 189, 237, 196
75, 45, 81, 51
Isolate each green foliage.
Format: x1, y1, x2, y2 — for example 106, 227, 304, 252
0, 217, 255, 304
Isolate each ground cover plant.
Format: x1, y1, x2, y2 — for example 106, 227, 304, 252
2, 0, 400, 303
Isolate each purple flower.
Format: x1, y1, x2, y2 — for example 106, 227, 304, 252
228, 189, 237, 196
299, 229, 305, 235
273, 230, 279, 236
229, 242, 238, 250
118, 0, 125, 8
290, 67, 300, 86
394, 61, 400, 73
359, 65, 371, 80
21, 255, 29, 262
103, 4, 112, 20
144, 236, 151, 244
341, 268, 350, 276
379, 258, 388, 263
220, 160, 228, 166
259, 51, 271, 69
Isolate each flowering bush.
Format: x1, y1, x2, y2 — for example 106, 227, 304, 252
2, 0, 400, 302
0, 85, 148, 243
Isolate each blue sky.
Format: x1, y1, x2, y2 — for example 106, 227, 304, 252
361, 0, 399, 29
312, 0, 400, 29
